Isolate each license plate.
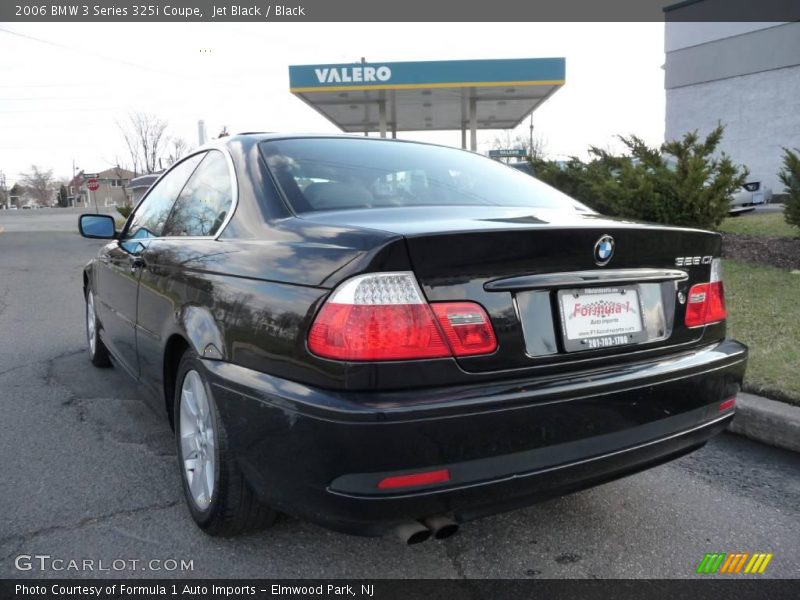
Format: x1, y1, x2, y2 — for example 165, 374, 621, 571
557, 286, 647, 352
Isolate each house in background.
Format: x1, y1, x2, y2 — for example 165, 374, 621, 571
7, 183, 30, 208
68, 167, 135, 208
126, 173, 161, 206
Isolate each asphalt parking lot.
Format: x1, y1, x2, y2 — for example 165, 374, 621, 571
0, 209, 798, 579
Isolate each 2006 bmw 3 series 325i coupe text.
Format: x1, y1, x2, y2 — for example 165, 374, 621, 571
78, 134, 747, 543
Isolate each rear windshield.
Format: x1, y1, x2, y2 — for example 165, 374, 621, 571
259, 138, 588, 214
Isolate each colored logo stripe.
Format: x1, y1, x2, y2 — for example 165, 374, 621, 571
745, 553, 773, 574
719, 553, 748, 573
697, 553, 726, 574
697, 552, 773, 574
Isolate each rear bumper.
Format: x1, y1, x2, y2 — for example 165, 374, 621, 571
205, 339, 746, 536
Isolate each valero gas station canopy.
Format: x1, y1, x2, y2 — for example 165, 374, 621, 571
289, 58, 565, 150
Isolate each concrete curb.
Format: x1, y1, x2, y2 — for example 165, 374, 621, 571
728, 392, 800, 453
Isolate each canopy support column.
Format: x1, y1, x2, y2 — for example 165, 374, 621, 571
378, 95, 387, 138
460, 92, 467, 149
469, 95, 477, 152
391, 90, 397, 139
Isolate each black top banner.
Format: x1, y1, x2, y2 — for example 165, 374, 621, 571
2, 0, 800, 22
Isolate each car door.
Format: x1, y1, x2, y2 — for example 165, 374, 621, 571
93, 153, 205, 376
135, 150, 236, 389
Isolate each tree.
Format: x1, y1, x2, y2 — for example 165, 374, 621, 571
118, 112, 168, 175
19, 165, 55, 206
165, 137, 190, 167
779, 147, 800, 233
217, 126, 229, 138
57, 184, 69, 208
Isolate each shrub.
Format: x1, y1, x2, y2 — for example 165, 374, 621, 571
778, 147, 800, 233
530, 156, 621, 215
117, 204, 133, 219
531, 125, 748, 230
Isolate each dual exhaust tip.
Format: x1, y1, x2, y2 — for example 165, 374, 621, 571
396, 516, 459, 545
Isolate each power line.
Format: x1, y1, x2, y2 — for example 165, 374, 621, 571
0, 27, 279, 87
0, 83, 90, 88
0, 107, 126, 113
0, 27, 189, 78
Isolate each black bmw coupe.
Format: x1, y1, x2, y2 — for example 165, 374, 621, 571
78, 134, 747, 543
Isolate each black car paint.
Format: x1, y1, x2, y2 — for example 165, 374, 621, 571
83, 134, 747, 535
203, 340, 743, 535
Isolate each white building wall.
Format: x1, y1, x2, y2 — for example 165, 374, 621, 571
664, 17, 800, 195
665, 22, 782, 53
666, 64, 800, 192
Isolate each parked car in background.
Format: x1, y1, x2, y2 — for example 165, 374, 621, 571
508, 161, 534, 176
78, 134, 747, 543
730, 181, 772, 214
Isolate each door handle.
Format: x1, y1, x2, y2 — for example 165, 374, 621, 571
130, 256, 146, 273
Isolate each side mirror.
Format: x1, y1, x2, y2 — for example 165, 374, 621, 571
79, 214, 117, 239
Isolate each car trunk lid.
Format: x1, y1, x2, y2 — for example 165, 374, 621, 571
299, 206, 723, 374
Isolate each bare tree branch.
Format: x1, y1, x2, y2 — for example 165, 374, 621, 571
165, 137, 191, 166
491, 130, 547, 161
117, 112, 169, 175
19, 165, 55, 206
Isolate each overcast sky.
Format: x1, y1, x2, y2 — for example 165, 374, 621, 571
0, 22, 666, 186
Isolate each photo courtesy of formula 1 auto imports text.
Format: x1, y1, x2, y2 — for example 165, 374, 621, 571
0, 1, 798, 598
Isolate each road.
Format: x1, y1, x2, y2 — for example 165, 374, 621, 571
0, 209, 798, 579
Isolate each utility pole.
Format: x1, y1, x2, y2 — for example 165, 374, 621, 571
529, 113, 534, 159
71, 160, 80, 207
0, 172, 6, 209
198, 120, 206, 146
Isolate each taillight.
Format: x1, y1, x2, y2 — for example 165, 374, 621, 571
685, 258, 727, 328
431, 302, 497, 356
307, 272, 497, 361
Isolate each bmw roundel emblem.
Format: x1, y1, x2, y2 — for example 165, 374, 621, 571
594, 235, 615, 266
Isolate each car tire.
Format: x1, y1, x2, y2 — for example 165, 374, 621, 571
85, 288, 112, 368
174, 350, 277, 536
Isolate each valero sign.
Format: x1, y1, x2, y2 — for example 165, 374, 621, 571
314, 66, 392, 85
489, 149, 528, 158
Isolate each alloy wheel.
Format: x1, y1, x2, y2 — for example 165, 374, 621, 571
179, 370, 216, 510
86, 291, 97, 356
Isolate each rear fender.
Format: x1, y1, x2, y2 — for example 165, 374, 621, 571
178, 305, 227, 360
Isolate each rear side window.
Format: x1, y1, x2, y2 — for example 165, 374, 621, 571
125, 153, 204, 239
163, 151, 234, 237
259, 138, 588, 213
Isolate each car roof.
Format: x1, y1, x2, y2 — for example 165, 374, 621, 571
221, 132, 460, 150
189, 132, 491, 164
227, 132, 424, 142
